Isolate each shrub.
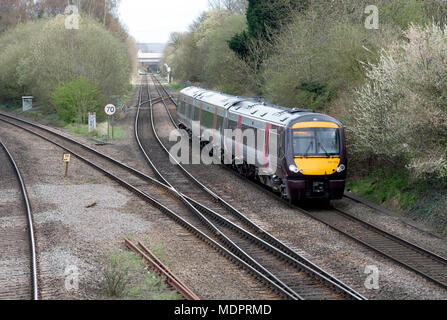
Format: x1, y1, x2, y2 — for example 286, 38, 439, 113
347, 23, 447, 180
102, 250, 144, 298
51, 77, 99, 124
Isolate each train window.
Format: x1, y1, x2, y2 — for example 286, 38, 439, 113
184, 103, 189, 118
228, 119, 237, 130
293, 128, 340, 157
216, 115, 224, 131
181, 101, 185, 115
201, 109, 214, 128
193, 105, 200, 121
189, 104, 194, 120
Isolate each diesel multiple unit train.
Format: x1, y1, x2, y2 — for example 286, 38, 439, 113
177, 87, 346, 203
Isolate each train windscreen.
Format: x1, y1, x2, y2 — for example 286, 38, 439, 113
293, 128, 340, 157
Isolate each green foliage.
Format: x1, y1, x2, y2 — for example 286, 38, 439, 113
347, 169, 447, 234
168, 83, 181, 90
227, 31, 249, 60
102, 250, 145, 298
263, 5, 400, 110
163, 10, 249, 93
0, 15, 132, 111
0, 20, 46, 101
148, 242, 172, 267
380, 0, 429, 30
101, 249, 181, 300
246, 0, 307, 37
347, 169, 417, 209
230, 0, 308, 61
51, 77, 99, 124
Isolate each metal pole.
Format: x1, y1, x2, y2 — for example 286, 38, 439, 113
112, 115, 114, 140
107, 116, 110, 141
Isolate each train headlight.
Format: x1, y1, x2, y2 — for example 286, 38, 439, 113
289, 164, 300, 173
336, 164, 346, 173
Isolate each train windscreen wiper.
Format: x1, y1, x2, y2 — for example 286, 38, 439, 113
304, 141, 313, 157
318, 142, 330, 157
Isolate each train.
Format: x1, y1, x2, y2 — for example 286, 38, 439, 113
176, 87, 346, 204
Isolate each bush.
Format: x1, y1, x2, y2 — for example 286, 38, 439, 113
101, 248, 182, 300
102, 250, 144, 298
347, 23, 447, 180
51, 77, 99, 124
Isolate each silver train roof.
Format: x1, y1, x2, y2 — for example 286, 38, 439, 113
180, 86, 335, 127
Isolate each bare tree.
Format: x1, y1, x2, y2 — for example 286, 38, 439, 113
0, 0, 35, 32
208, 0, 247, 14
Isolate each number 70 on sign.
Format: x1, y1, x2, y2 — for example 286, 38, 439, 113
104, 104, 116, 116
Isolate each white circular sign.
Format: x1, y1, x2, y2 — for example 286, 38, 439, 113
104, 104, 116, 116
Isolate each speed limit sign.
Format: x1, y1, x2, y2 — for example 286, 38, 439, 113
104, 104, 116, 116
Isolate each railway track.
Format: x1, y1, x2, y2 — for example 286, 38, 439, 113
125, 239, 200, 300
151, 74, 447, 291
0, 112, 299, 300
140, 74, 365, 300
0, 140, 38, 300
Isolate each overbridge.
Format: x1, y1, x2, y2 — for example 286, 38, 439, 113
138, 52, 162, 69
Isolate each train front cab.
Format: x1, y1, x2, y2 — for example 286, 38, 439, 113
284, 119, 347, 203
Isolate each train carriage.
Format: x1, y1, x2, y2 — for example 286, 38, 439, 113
177, 87, 346, 203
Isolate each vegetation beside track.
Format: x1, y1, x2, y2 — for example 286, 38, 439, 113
161, 0, 447, 234
101, 249, 181, 300
0, 9, 136, 126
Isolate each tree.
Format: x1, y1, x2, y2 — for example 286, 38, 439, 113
0, 0, 34, 33
1, 0, 126, 39
208, 0, 247, 14
0, 15, 132, 109
229, 0, 308, 61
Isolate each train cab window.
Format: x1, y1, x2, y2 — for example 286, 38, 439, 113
293, 128, 340, 157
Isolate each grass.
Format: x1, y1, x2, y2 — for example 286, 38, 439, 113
347, 169, 447, 235
167, 83, 181, 90
146, 241, 172, 268
0, 103, 19, 111
65, 121, 126, 141
102, 249, 181, 300
347, 169, 418, 210
0, 104, 67, 127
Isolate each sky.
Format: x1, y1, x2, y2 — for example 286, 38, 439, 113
119, 0, 210, 44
